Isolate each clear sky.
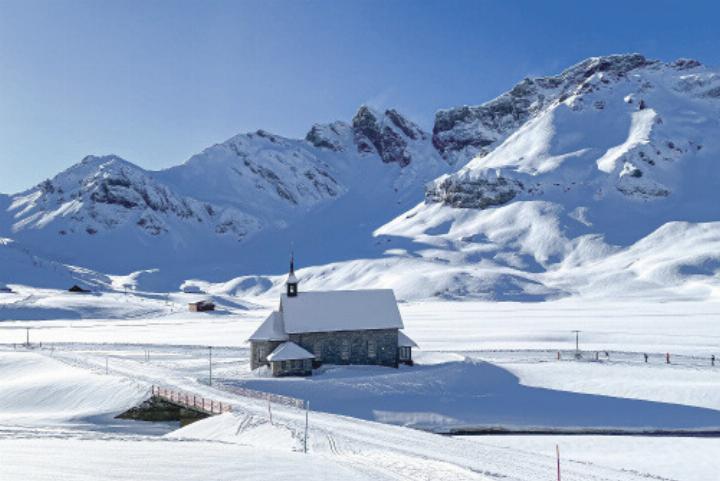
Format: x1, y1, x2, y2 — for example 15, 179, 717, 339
1, 0, 718, 193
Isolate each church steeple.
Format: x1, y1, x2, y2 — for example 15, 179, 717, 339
286, 252, 298, 297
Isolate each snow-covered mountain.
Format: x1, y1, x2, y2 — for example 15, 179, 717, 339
197, 54, 720, 302
3, 54, 720, 300
374, 54, 720, 300
3, 107, 449, 279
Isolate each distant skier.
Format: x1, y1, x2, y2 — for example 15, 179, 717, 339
712, 355, 716, 367
644, 353, 648, 363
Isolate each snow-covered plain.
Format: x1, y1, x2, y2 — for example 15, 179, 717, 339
1, 290, 720, 480
460, 435, 720, 481
0, 344, 703, 481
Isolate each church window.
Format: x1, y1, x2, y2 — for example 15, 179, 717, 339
368, 340, 376, 358
341, 339, 350, 361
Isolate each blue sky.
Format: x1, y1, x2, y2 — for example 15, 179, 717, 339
1, 0, 718, 193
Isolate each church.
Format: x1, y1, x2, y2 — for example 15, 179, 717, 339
248, 258, 417, 376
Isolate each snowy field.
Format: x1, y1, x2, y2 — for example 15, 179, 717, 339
1, 290, 720, 480
459, 435, 720, 481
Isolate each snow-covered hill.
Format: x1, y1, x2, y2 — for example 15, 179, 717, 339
2, 54, 720, 300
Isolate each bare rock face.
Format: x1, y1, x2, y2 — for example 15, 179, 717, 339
351, 106, 427, 167
305, 122, 350, 151
426, 174, 523, 209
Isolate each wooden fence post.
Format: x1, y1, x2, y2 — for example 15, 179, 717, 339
304, 400, 310, 454
556, 444, 561, 481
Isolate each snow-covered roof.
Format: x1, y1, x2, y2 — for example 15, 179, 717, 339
280, 289, 403, 334
398, 331, 418, 348
286, 272, 298, 284
248, 311, 289, 342
266, 342, 315, 361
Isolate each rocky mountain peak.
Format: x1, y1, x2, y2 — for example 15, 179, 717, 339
427, 53, 720, 213
305, 121, 353, 151
558, 53, 657, 84
430, 54, 704, 167
351, 105, 428, 167
9, 154, 258, 240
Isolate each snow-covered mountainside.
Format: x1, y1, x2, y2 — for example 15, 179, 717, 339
3, 108, 449, 277
375, 54, 720, 300
428, 55, 720, 215
0, 236, 110, 289
2, 54, 720, 300
9, 155, 258, 239
197, 55, 720, 302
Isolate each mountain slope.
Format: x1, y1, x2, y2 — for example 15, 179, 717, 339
3, 108, 449, 279
210, 54, 720, 302
370, 54, 720, 299
426, 54, 720, 240
2, 54, 719, 301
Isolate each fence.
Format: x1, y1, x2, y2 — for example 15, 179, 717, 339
551, 350, 718, 367
216, 382, 306, 410
151, 385, 232, 415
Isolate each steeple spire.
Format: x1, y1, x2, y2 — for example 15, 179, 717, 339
286, 250, 298, 297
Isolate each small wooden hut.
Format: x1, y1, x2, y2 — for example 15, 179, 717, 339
188, 300, 215, 312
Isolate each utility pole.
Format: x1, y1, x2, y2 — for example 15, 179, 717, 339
571, 330, 581, 359
25, 327, 30, 347
208, 346, 213, 386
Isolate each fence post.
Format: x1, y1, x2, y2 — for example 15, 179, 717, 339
304, 400, 310, 454
556, 444, 561, 481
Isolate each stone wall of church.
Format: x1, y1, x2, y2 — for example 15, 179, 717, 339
289, 329, 398, 368
250, 340, 284, 370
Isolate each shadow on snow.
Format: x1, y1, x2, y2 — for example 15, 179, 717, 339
232, 359, 720, 433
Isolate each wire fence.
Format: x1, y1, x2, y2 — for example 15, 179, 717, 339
465, 349, 720, 368
216, 381, 306, 410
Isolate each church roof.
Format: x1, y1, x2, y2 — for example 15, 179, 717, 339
247, 311, 289, 342
266, 341, 315, 361
280, 289, 403, 334
398, 331, 418, 347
